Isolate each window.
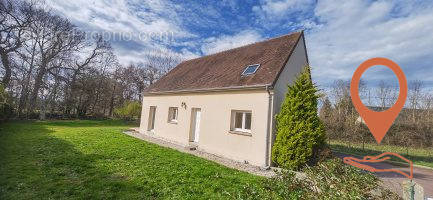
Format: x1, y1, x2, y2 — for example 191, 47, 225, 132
231, 110, 252, 133
242, 64, 260, 76
147, 106, 156, 131
168, 107, 178, 123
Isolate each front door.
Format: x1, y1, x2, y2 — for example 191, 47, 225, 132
190, 108, 201, 143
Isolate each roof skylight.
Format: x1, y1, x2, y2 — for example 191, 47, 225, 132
242, 64, 260, 76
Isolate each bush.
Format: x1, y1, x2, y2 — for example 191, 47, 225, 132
114, 101, 141, 120
263, 159, 400, 199
235, 159, 400, 199
272, 66, 326, 170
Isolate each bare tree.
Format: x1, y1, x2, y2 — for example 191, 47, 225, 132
16, 38, 38, 116
145, 49, 181, 74
120, 63, 148, 102
0, 0, 34, 86
27, 9, 85, 112
376, 80, 392, 109
63, 35, 112, 115
0, 0, 181, 121
408, 80, 423, 124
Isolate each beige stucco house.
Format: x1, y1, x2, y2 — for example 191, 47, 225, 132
139, 31, 309, 168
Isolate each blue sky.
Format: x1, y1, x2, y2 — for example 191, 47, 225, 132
49, 0, 433, 91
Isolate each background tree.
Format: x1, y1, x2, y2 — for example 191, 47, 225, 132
0, 0, 33, 86
0, 84, 12, 120
376, 80, 392, 109
0, 0, 181, 120
114, 101, 141, 120
320, 78, 433, 151
319, 97, 332, 123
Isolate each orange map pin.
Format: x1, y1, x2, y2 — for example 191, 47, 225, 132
350, 58, 407, 144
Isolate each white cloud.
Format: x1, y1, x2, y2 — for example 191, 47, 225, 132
253, 0, 314, 20
201, 30, 263, 55
112, 42, 200, 65
304, 0, 433, 86
46, 0, 433, 88
49, 0, 188, 36
179, 48, 201, 60
250, 0, 433, 86
48, 0, 195, 64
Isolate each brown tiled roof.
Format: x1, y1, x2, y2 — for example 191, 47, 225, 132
145, 31, 303, 94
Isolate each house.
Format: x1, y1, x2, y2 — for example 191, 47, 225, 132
139, 31, 309, 167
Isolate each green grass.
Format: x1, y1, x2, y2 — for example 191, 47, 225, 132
0, 120, 269, 199
0, 120, 398, 199
329, 140, 433, 168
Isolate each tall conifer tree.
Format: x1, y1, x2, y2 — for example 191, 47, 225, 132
272, 66, 326, 169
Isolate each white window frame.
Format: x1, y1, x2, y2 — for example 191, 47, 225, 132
241, 64, 260, 76
231, 110, 252, 133
168, 107, 178, 123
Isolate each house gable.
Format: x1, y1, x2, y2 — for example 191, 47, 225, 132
272, 34, 308, 117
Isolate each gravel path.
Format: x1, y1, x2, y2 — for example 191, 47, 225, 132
123, 129, 276, 177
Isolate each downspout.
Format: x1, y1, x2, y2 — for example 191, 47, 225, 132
264, 85, 274, 169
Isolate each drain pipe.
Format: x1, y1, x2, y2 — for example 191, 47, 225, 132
264, 85, 274, 169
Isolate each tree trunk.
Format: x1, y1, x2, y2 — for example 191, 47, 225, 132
29, 66, 46, 112
18, 83, 29, 116
109, 84, 116, 117
64, 71, 78, 115
91, 75, 105, 115
39, 96, 47, 120
0, 52, 12, 87
47, 74, 60, 117
18, 42, 37, 117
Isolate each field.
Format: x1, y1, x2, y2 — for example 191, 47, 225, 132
0, 120, 398, 199
329, 140, 433, 168
0, 120, 268, 199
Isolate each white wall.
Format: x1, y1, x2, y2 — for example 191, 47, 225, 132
140, 90, 271, 166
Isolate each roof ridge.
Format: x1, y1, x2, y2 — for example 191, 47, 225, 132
181, 30, 303, 64
145, 30, 305, 94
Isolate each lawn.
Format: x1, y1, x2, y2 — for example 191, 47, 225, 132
0, 120, 399, 199
0, 120, 268, 199
329, 140, 433, 168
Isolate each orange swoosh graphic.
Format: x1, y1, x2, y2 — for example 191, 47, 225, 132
343, 152, 413, 179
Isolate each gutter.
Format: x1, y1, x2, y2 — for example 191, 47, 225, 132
143, 84, 269, 96
264, 85, 274, 169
